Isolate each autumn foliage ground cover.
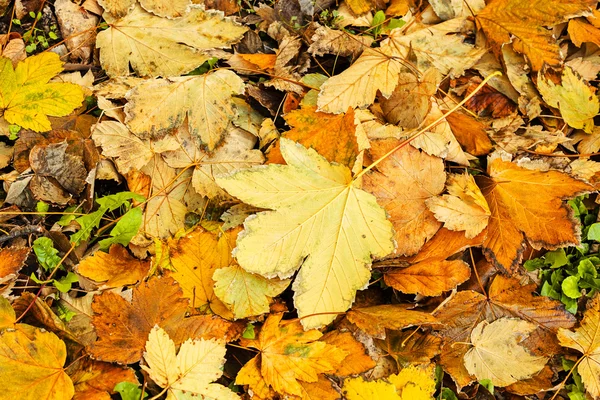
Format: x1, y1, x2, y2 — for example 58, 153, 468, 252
4, 0, 600, 398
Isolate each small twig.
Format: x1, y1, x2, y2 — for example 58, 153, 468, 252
0, 225, 44, 244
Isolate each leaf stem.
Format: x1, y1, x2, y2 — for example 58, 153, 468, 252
352, 71, 502, 182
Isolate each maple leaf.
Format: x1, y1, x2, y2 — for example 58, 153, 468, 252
77, 244, 150, 288
216, 138, 395, 328
0, 326, 74, 400
0, 53, 84, 132
236, 314, 347, 397
464, 318, 548, 387
475, 158, 593, 273
425, 173, 491, 239
363, 138, 445, 256
433, 275, 576, 388
142, 326, 238, 399
124, 70, 245, 150
90, 276, 233, 364
558, 297, 600, 399
475, 0, 595, 71
537, 66, 599, 133
96, 4, 247, 77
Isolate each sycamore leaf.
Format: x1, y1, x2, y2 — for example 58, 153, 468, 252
464, 318, 548, 387
216, 138, 395, 329
236, 314, 347, 397
77, 244, 150, 288
425, 173, 491, 239
0, 53, 84, 132
433, 275, 576, 388
90, 276, 232, 364
346, 305, 440, 338
475, 0, 595, 71
142, 326, 238, 400
537, 67, 599, 133
168, 224, 235, 319
363, 138, 445, 256
124, 70, 245, 150
475, 159, 593, 273
96, 4, 247, 77
0, 327, 74, 400
558, 297, 600, 399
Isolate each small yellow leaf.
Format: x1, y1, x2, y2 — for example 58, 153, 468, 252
426, 173, 491, 239
388, 364, 436, 400
0, 53, 83, 132
343, 376, 400, 400
464, 318, 548, 387
142, 326, 238, 399
537, 67, 599, 133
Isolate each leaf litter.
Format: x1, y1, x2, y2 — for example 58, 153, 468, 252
2, 0, 600, 399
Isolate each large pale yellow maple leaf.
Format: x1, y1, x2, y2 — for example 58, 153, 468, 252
0, 53, 83, 132
475, 0, 595, 71
558, 297, 600, 399
475, 159, 593, 273
236, 314, 346, 397
216, 138, 395, 328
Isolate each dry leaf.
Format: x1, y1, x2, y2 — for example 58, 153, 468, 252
384, 259, 471, 297
77, 244, 150, 288
346, 305, 439, 338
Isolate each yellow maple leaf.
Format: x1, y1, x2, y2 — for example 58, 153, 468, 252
0, 326, 74, 400
236, 314, 347, 397
97, 4, 247, 77
216, 138, 395, 328
558, 297, 600, 399
537, 67, 599, 133
475, 0, 595, 71
425, 173, 491, 239
142, 326, 238, 400
0, 53, 83, 132
464, 318, 548, 387
475, 158, 593, 273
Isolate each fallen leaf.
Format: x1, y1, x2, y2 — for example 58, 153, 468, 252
97, 0, 135, 18
0, 246, 29, 284
0, 53, 84, 132
77, 244, 150, 288
537, 66, 599, 133
139, 0, 191, 18
388, 364, 437, 399
434, 275, 576, 388
425, 173, 490, 239
69, 359, 137, 400
236, 314, 346, 397
343, 376, 399, 399
90, 275, 232, 364
475, 158, 592, 272
321, 331, 376, 376
308, 25, 374, 59
558, 297, 600, 399
96, 4, 247, 77
346, 305, 440, 338
384, 259, 471, 297
0, 326, 74, 400
376, 330, 442, 365
464, 318, 548, 386
216, 138, 395, 328
142, 326, 238, 399
124, 70, 245, 149
569, 18, 600, 47
475, 0, 595, 70
363, 138, 445, 256
445, 112, 493, 156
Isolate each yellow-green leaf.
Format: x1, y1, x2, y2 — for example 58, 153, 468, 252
216, 138, 395, 328
0, 53, 84, 132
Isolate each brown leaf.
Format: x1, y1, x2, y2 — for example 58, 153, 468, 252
364, 139, 445, 256
90, 275, 231, 364
0, 247, 29, 283
29, 141, 87, 195
463, 78, 517, 118
475, 159, 593, 273
68, 359, 137, 400
347, 305, 440, 339
376, 330, 442, 365
433, 275, 576, 388
445, 112, 493, 156
77, 245, 150, 288
384, 259, 471, 297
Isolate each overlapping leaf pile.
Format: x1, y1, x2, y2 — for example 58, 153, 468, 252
3, 0, 600, 398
